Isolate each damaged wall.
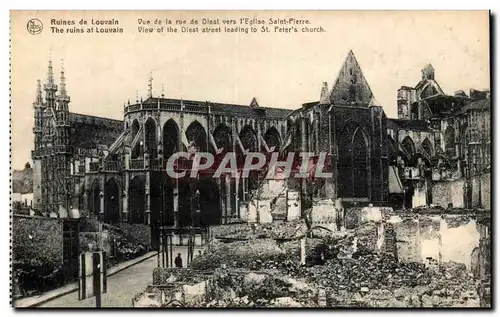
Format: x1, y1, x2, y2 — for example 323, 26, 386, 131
480, 173, 490, 210
431, 173, 490, 210
390, 214, 484, 270
431, 179, 465, 208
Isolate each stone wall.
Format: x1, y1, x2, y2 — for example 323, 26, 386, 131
390, 214, 486, 270
431, 179, 465, 208
480, 173, 490, 210
431, 173, 490, 210
391, 216, 421, 263
472, 176, 480, 207
412, 184, 427, 208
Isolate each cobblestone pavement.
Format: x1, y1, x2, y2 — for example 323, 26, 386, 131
40, 247, 202, 308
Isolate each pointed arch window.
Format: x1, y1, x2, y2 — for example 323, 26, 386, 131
337, 122, 370, 198
444, 126, 456, 157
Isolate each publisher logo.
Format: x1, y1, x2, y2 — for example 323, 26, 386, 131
27, 18, 43, 35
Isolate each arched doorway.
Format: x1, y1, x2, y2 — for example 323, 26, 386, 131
145, 117, 158, 158
104, 178, 120, 224
129, 176, 145, 223
197, 179, 221, 226
177, 182, 192, 227
88, 179, 101, 215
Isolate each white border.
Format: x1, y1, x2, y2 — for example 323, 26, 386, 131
2, 1, 499, 315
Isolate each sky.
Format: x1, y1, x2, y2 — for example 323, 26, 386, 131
10, 10, 490, 169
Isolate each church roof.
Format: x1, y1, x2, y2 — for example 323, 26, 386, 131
141, 97, 293, 119
387, 119, 432, 132
329, 50, 373, 106
454, 98, 490, 115
69, 113, 123, 149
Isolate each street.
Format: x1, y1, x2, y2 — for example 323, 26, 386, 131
40, 246, 202, 308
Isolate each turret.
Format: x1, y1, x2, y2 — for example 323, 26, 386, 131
44, 51, 58, 109
147, 71, 153, 99
56, 59, 70, 112
33, 79, 44, 152
319, 81, 330, 105
55, 59, 71, 148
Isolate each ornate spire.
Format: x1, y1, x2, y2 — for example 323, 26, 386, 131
47, 49, 55, 86
44, 49, 58, 108
319, 81, 330, 105
59, 59, 67, 97
136, 90, 139, 103
34, 79, 43, 105
161, 84, 165, 98
147, 71, 153, 98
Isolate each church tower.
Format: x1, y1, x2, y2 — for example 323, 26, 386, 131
32, 79, 45, 210
32, 54, 74, 215
55, 59, 73, 215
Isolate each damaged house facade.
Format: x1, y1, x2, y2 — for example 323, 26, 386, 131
31, 51, 491, 237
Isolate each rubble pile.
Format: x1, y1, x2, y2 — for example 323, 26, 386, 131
202, 269, 315, 308
137, 214, 484, 308
212, 219, 308, 241
301, 253, 430, 292
190, 238, 289, 271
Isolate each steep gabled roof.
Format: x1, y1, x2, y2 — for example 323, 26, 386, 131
329, 50, 373, 106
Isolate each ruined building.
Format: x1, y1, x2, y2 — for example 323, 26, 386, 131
390, 64, 491, 209
31, 51, 491, 242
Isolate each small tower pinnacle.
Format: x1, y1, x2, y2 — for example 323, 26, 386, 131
44, 50, 58, 109
319, 81, 330, 105
147, 71, 153, 98
56, 59, 70, 113
47, 50, 55, 86
59, 59, 67, 97
34, 79, 43, 105
161, 84, 165, 98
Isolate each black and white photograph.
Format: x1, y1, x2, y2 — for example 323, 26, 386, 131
9, 10, 491, 308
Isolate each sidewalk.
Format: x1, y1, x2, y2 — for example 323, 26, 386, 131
14, 251, 158, 308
